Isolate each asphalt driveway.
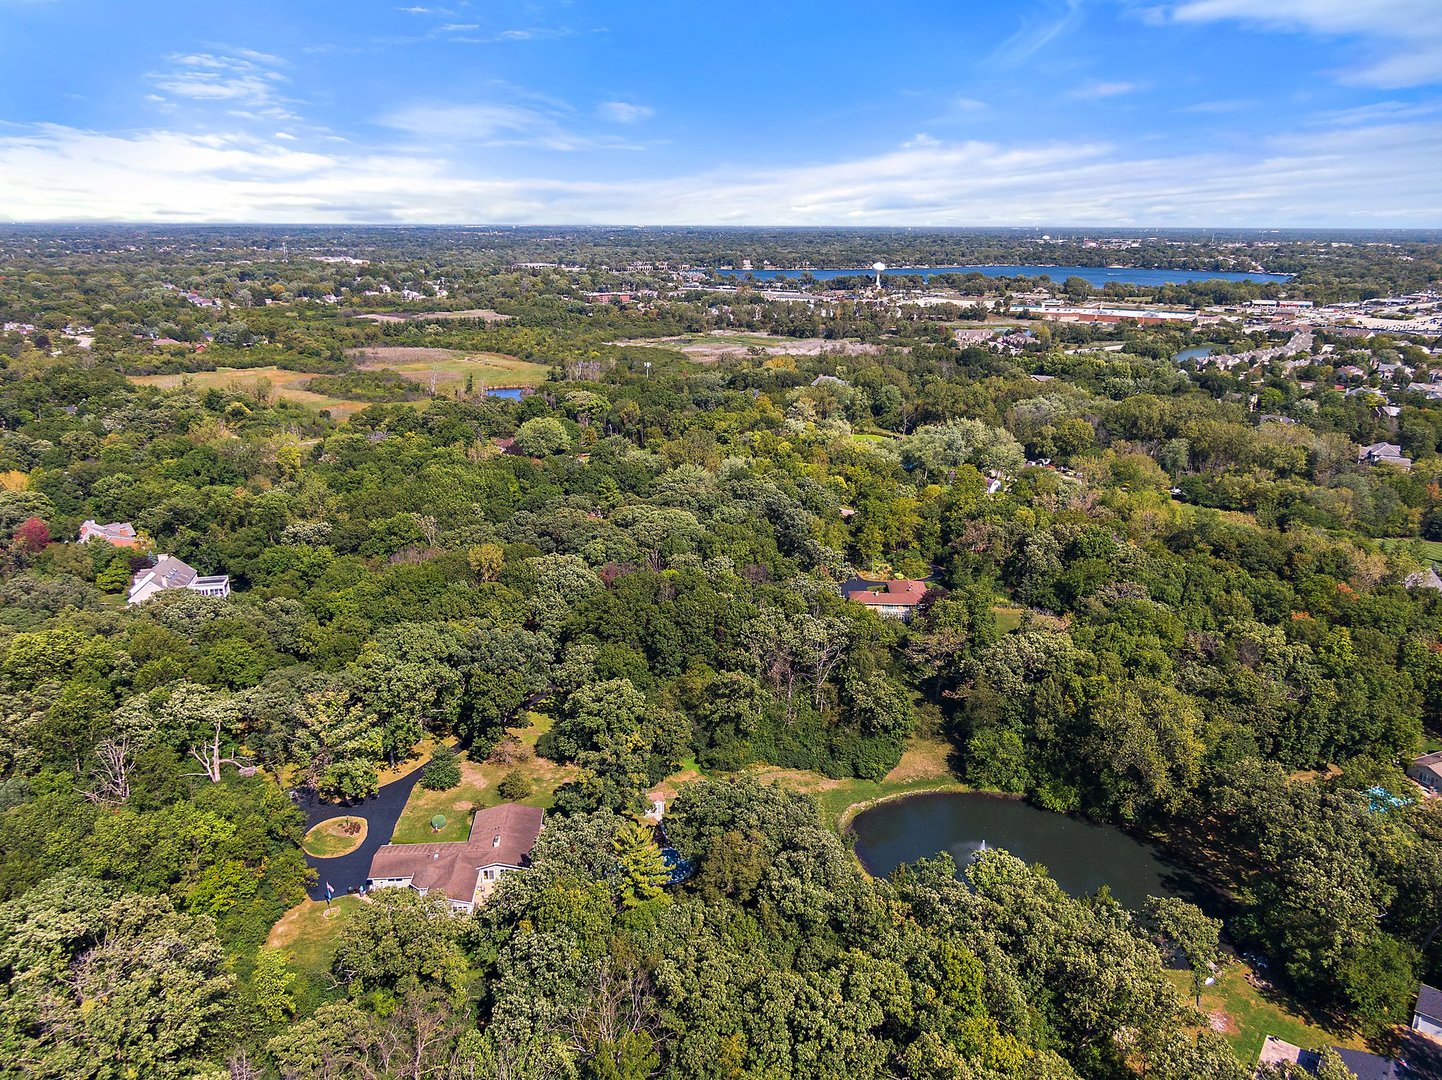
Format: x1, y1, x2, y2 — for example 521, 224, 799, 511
295, 767, 425, 900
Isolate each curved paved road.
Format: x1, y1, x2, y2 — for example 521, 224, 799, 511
295, 767, 424, 900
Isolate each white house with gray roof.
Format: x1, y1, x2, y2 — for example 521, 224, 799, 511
128, 554, 230, 605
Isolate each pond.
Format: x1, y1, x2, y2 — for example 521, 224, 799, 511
851, 792, 1205, 912
1173, 346, 1214, 363
486, 386, 525, 400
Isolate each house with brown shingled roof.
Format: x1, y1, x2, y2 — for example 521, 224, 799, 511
366, 803, 543, 913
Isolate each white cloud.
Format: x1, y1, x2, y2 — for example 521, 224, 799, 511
991, 0, 1084, 66
0, 120, 1437, 225
379, 100, 641, 150
148, 50, 289, 108
1165, 0, 1442, 87
597, 101, 653, 124
1069, 81, 1141, 99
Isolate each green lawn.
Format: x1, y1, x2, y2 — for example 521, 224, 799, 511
266, 895, 363, 981
389, 714, 577, 845
301, 816, 367, 858
1164, 962, 1361, 1064
994, 605, 1025, 633
1379, 537, 1442, 564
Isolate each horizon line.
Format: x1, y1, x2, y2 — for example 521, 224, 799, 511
3, 221, 1441, 233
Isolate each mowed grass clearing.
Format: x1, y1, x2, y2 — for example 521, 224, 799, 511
130, 366, 374, 419
266, 895, 363, 980
1163, 962, 1363, 1064
389, 714, 578, 845
1380, 537, 1442, 565
349, 346, 548, 392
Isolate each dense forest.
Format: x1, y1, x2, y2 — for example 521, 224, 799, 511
1, 227, 1441, 1079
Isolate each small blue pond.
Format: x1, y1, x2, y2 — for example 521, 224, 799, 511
486, 387, 525, 400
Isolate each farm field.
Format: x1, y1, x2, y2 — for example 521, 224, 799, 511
349, 346, 548, 392
131, 351, 549, 420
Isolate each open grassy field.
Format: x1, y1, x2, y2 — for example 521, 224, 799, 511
1380, 537, 1442, 565
301, 816, 367, 858
389, 714, 577, 845
1164, 962, 1363, 1064
349, 346, 548, 392
266, 895, 363, 980
130, 366, 375, 419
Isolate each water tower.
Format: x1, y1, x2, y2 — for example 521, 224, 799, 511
872, 262, 887, 289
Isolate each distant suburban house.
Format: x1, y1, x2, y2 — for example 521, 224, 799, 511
78, 519, 142, 547
367, 803, 543, 914
842, 578, 928, 620
1414, 983, 1442, 1040
1409, 751, 1442, 793
127, 554, 231, 605
1358, 441, 1413, 470
1406, 568, 1442, 592
1254, 1035, 1401, 1079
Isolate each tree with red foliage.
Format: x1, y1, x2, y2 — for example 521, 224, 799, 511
12, 516, 50, 553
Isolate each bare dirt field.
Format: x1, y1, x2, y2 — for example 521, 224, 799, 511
358, 309, 511, 324
612, 331, 897, 364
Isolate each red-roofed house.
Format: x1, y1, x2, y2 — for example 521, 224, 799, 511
842, 578, 928, 620
367, 803, 543, 913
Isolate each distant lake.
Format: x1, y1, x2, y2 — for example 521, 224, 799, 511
852, 792, 1208, 912
485, 387, 525, 400
1173, 346, 1215, 362
718, 265, 1290, 287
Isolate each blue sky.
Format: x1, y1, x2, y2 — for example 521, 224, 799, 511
1, 0, 1439, 224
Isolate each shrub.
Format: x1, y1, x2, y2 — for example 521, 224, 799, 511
420, 745, 461, 791
497, 770, 533, 801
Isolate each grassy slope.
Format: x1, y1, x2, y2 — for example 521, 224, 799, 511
739, 737, 966, 832
265, 894, 363, 979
